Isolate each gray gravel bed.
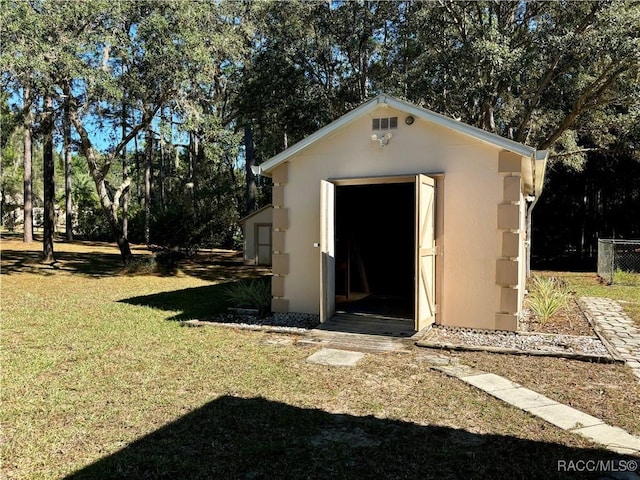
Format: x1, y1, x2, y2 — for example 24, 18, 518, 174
193, 312, 612, 359
426, 326, 610, 357
193, 311, 320, 333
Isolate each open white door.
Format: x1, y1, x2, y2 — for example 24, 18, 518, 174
320, 180, 336, 323
415, 175, 436, 331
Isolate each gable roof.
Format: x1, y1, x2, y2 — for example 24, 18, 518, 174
239, 204, 273, 224
258, 94, 548, 195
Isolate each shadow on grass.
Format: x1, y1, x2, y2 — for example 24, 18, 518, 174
0, 246, 268, 282
0, 249, 126, 277
65, 395, 633, 480
119, 283, 232, 321
177, 259, 270, 283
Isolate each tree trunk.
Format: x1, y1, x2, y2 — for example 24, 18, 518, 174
190, 132, 201, 218
188, 131, 194, 183
481, 99, 496, 132
68, 99, 156, 265
23, 84, 33, 243
42, 94, 55, 262
63, 83, 73, 241
116, 232, 132, 261
122, 96, 128, 240
244, 124, 256, 215
159, 135, 165, 210
144, 127, 152, 244
159, 108, 166, 209
69, 106, 134, 264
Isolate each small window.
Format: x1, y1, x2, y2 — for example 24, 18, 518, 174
372, 116, 398, 130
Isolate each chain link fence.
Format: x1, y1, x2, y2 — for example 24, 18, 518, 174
597, 239, 640, 284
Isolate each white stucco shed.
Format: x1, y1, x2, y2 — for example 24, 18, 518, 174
257, 95, 547, 332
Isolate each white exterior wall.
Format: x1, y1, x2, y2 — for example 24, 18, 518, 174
280, 106, 514, 330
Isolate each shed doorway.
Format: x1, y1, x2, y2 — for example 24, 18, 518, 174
320, 175, 437, 332
335, 182, 414, 320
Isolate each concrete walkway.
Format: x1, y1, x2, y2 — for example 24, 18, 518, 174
432, 362, 640, 457
580, 297, 640, 381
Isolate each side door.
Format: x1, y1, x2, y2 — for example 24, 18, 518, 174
415, 175, 436, 331
320, 180, 336, 323
255, 224, 272, 265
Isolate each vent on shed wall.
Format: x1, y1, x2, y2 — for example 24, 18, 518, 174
372, 117, 398, 130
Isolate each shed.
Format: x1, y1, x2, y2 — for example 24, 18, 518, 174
240, 204, 273, 266
257, 95, 548, 332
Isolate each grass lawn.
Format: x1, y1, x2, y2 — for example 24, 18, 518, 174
1, 237, 638, 479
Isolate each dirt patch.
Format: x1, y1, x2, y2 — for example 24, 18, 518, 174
420, 298, 611, 359
520, 298, 594, 336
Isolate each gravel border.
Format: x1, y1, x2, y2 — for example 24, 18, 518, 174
182, 310, 619, 363
182, 319, 312, 335
417, 325, 619, 363
181, 311, 320, 335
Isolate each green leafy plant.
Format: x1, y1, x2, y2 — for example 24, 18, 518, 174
224, 277, 272, 318
526, 275, 572, 324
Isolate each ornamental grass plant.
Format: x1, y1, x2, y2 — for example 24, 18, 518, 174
224, 277, 272, 318
526, 275, 572, 324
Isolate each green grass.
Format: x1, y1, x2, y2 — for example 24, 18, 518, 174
1, 239, 638, 479
613, 269, 640, 287
537, 271, 640, 329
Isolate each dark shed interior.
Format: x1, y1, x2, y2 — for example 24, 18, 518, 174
334, 182, 414, 319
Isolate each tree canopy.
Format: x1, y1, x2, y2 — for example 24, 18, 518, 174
1, 0, 638, 264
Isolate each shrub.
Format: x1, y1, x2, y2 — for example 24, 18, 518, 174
121, 256, 157, 275
75, 208, 112, 240
526, 275, 572, 324
224, 277, 271, 318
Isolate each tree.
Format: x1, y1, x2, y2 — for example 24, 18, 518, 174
394, 1, 639, 157
62, 82, 73, 240
42, 94, 55, 262
2, 0, 637, 266
22, 84, 34, 242
0, 92, 23, 230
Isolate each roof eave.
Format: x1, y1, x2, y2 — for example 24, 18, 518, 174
258, 94, 542, 177
533, 150, 549, 196
259, 96, 385, 176
238, 204, 273, 224
382, 96, 537, 159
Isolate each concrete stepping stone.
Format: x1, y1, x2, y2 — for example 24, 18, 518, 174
432, 364, 640, 456
571, 424, 640, 456
488, 386, 558, 410
307, 348, 364, 367
462, 373, 520, 392
526, 404, 604, 430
